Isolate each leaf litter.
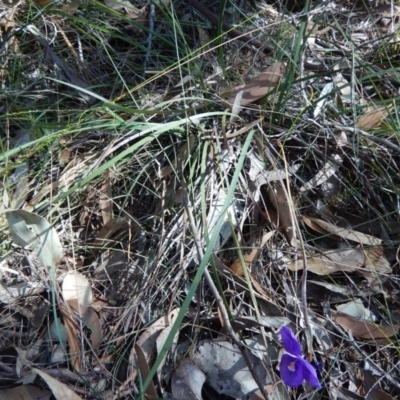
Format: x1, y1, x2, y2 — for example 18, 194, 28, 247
1, 0, 400, 399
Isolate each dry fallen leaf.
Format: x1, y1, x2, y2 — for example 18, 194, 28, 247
230, 230, 275, 276
134, 343, 158, 399
227, 62, 285, 106
302, 216, 382, 245
288, 246, 389, 276
268, 185, 295, 246
59, 305, 81, 371
99, 171, 113, 225
172, 358, 205, 400
332, 312, 400, 339
33, 368, 82, 400
357, 105, 392, 130
127, 308, 180, 380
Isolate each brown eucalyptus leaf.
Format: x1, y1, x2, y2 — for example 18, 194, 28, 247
99, 171, 113, 225
227, 62, 285, 106
268, 185, 294, 246
134, 343, 158, 399
332, 312, 400, 339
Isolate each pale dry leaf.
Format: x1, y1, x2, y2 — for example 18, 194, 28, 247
197, 26, 210, 47
10, 163, 28, 209
289, 246, 389, 276
5, 210, 62, 268
231, 315, 290, 331
303, 216, 382, 245
33, 368, 82, 400
99, 171, 113, 225
103, 0, 141, 15
227, 62, 285, 106
336, 299, 375, 321
0, 281, 45, 304
332, 73, 351, 99
299, 154, 342, 193
59, 152, 96, 190
49, 318, 68, 344
58, 137, 71, 167
156, 325, 179, 380
363, 245, 391, 274
207, 190, 243, 251
230, 89, 244, 124
83, 307, 103, 349
27, 182, 59, 210
314, 82, 334, 118
62, 271, 92, 308
332, 312, 400, 339
172, 358, 205, 400
128, 308, 180, 379
357, 105, 392, 130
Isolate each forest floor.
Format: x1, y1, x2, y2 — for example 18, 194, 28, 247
1, 0, 400, 399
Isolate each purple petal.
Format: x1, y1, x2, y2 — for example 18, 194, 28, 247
280, 354, 304, 388
299, 358, 322, 389
281, 326, 302, 356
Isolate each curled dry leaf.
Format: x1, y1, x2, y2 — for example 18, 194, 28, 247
227, 62, 285, 106
335, 299, 375, 321
332, 312, 400, 340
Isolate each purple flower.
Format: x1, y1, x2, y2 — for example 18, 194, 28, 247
280, 326, 322, 389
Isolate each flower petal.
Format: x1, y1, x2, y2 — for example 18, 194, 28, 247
299, 358, 322, 389
280, 354, 304, 387
281, 326, 302, 356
